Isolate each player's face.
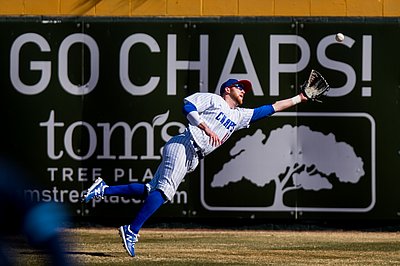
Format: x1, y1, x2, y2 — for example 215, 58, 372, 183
229, 84, 246, 105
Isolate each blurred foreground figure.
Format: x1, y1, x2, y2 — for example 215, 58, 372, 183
0, 158, 70, 266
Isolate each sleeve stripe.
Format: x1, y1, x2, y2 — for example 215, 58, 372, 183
182, 101, 197, 116
250, 104, 275, 122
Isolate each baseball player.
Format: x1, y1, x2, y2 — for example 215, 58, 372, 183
82, 78, 308, 257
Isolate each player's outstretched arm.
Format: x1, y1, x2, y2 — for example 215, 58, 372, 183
272, 93, 307, 112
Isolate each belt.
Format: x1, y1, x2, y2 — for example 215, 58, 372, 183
191, 140, 204, 159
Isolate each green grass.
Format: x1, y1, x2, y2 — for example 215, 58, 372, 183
5, 228, 400, 265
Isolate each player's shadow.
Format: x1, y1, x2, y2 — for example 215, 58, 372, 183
21, 251, 113, 257
67, 251, 113, 257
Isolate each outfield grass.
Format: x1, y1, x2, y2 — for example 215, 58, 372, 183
5, 227, 400, 265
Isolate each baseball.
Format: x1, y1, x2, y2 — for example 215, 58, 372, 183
335, 33, 344, 42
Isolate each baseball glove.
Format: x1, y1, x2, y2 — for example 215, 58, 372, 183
300, 70, 330, 102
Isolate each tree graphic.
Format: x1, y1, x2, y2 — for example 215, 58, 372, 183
211, 125, 365, 209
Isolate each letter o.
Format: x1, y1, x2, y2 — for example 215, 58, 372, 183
64, 121, 97, 160
59, 33, 99, 95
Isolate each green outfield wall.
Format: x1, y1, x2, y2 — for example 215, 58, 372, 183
1, 16, 399, 222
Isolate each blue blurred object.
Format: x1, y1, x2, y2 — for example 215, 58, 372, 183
0, 158, 71, 266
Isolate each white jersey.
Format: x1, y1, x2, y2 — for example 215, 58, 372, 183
184, 93, 254, 156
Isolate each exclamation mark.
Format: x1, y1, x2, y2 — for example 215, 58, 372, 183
362, 35, 372, 97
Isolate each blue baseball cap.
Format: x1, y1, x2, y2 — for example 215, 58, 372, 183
219, 79, 252, 95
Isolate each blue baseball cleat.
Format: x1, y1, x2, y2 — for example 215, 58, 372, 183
119, 225, 139, 257
81, 178, 109, 203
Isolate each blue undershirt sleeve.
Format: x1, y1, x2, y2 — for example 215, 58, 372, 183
250, 104, 276, 123
182, 101, 197, 116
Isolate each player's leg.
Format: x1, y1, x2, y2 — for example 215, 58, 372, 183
104, 183, 147, 199
146, 131, 198, 201
119, 133, 195, 257
129, 189, 166, 234
119, 189, 165, 257
82, 179, 148, 203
